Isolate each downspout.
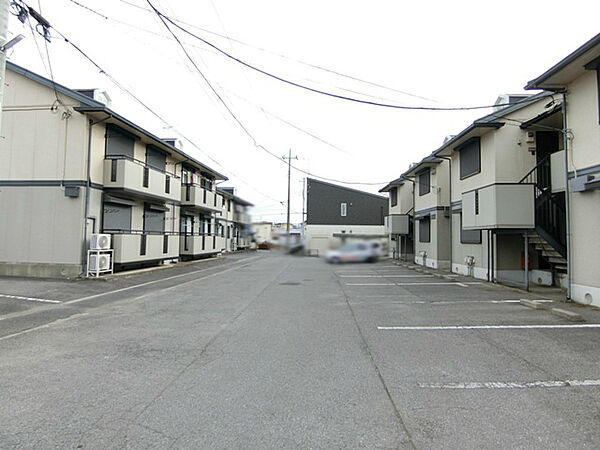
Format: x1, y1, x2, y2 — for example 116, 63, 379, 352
562, 92, 572, 300
81, 114, 110, 276
437, 156, 452, 272
405, 177, 416, 263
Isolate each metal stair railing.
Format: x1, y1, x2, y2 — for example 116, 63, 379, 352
520, 154, 567, 258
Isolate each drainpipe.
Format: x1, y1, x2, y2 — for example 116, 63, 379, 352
562, 92, 572, 300
437, 156, 452, 272
405, 177, 416, 263
81, 115, 110, 276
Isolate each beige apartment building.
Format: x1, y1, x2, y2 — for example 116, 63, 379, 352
380, 34, 600, 300
0, 62, 251, 278
379, 176, 414, 261
434, 92, 566, 287
525, 33, 600, 306
403, 156, 451, 270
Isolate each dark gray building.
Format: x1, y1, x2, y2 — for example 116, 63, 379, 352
306, 178, 387, 225
305, 178, 388, 256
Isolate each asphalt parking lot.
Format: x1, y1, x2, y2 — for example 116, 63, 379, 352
1, 253, 599, 448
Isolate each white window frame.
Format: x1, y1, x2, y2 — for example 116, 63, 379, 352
340, 202, 347, 217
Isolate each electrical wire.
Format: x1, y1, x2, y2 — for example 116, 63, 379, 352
147, 2, 549, 113
144, 0, 390, 186
114, 0, 437, 104
36, 21, 283, 204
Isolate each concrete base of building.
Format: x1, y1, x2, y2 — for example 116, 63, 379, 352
414, 256, 450, 271
0, 262, 82, 279
571, 283, 600, 308
452, 263, 488, 280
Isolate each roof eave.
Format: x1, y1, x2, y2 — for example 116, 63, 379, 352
75, 106, 228, 181
525, 32, 600, 90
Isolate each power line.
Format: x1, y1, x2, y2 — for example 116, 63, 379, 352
144, 0, 390, 186
114, 0, 437, 104
147, 4, 546, 113
18, 9, 282, 204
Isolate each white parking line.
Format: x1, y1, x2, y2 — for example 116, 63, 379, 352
64, 255, 262, 305
378, 324, 600, 331
0, 293, 61, 304
339, 275, 435, 278
419, 379, 600, 389
346, 282, 470, 287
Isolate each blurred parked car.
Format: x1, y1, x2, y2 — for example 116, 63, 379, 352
325, 242, 379, 264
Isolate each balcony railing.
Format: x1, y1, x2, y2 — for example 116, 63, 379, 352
180, 183, 221, 212
111, 233, 179, 264
104, 157, 180, 202
179, 234, 221, 255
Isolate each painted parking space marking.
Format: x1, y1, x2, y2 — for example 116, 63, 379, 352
419, 379, 600, 389
0, 293, 61, 304
346, 282, 470, 287
378, 324, 600, 331
339, 275, 435, 278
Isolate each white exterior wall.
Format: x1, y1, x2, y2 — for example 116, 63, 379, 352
305, 224, 386, 257
566, 71, 600, 307
414, 160, 450, 269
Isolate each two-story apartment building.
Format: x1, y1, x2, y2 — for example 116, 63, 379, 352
379, 176, 414, 261
0, 62, 248, 278
216, 187, 253, 252
402, 156, 451, 270
433, 92, 566, 286
525, 32, 600, 307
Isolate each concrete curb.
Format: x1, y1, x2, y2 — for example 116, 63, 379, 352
520, 299, 549, 310
551, 308, 585, 322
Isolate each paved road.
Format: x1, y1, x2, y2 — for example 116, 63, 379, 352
1, 252, 599, 448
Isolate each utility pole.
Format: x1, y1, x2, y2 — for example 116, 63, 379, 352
282, 149, 298, 250
0, 0, 24, 132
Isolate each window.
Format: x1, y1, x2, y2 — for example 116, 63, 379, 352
144, 204, 166, 233
419, 216, 430, 243
340, 202, 347, 217
145, 145, 167, 172
390, 187, 398, 207
106, 125, 135, 159
460, 214, 481, 244
457, 137, 481, 179
419, 169, 430, 196
102, 202, 132, 232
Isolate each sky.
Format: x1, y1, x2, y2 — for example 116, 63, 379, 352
6, 0, 599, 223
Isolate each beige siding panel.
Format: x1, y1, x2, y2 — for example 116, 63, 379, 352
568, 71, 600, 170
0, 187, 85, 265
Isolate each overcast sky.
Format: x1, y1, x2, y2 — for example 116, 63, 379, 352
6, 0, 599, 223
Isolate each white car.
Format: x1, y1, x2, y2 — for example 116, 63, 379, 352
325, 242, 379, 264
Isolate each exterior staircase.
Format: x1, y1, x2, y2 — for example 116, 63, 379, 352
526, 231, 567, 273
520, 153, 568, 280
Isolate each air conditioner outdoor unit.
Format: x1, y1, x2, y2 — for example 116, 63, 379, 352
90, 233, 111, 250
89, 253, 111, 271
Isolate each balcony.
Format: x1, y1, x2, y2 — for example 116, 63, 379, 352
104, 157, 180, 202
180, 184, 221, 212
462, 183, 534, 230
112, 233, 179, 264
385, 214, 410, 235
179, 234, 220, 256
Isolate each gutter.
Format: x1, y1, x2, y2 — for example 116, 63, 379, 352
562, 93, 572, 300
81, 113, 111, 277
437, 156, 452, 271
